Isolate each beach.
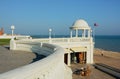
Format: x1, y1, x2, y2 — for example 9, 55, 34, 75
94, 48, 120, 69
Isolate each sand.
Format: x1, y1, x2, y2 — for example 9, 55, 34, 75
94, 48, 120, 69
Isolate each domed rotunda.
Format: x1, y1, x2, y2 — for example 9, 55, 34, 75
70, 19, 92, 38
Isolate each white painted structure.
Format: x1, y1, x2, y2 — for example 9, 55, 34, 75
18, 19, 94, 66
0, 19, 94, 79
70, 19, 91, 38
10, 19, 94, 66
0, 35, 31, 39
0, 41, 72, 79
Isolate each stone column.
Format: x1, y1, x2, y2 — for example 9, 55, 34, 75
82, 29, 86, 37
88, 29, 91, 38
90, 43, 94, 63
86, 46, 91, 64
83, 29, 86, 37
82, 30, 84, 37
70, 30, 72, 38
68, 53, 71, 66
86, 51, 90, 64
75, 29, 78, 37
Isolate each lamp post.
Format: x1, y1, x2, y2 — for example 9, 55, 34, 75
10, 25, 15, 50
11, 25, 15, 39
49, 28, 52, 39
49, 28, 52, 43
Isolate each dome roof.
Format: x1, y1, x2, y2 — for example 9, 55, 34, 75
70, 19, 90, 29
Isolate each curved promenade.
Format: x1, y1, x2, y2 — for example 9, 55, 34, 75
0, 46, 36, 73
0, 39, 72, 79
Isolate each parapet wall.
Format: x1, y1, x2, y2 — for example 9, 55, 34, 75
0, 39, 72, 79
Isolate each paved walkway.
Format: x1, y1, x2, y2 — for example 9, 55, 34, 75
0, 46, 36, 73
71, 64, 115, 79
71, 52, 120, 79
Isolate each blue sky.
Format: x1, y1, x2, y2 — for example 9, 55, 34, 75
0, 0, 120, 35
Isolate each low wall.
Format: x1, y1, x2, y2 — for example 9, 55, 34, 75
0, 39, 72, 79
16, 37, 92, 43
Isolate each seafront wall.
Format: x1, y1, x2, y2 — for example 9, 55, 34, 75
0, 39, 72, 79
10, 37, 94, 64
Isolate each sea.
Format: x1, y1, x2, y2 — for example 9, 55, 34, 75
31, 35, 120, 52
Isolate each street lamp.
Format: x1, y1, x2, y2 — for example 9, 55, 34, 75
11, 25, 15, 39
49, 28, 52, 43
49, 28, 52, 39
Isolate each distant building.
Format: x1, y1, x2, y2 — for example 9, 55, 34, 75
0, 28, 4, 35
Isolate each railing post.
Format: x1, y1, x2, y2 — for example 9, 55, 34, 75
68, 38, 70, 43
10, 39, 16, 50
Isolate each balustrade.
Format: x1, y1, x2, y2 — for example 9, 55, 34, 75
0, 39, 72, 79
17, 37, 91, 43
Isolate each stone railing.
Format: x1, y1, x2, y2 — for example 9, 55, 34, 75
17, 37, 92, 43
0, 39, 72, 79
